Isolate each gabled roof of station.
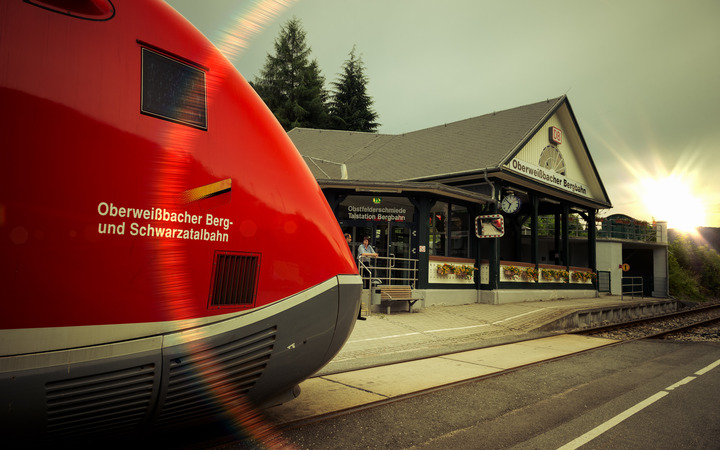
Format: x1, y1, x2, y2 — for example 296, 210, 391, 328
289, 95, 612, 209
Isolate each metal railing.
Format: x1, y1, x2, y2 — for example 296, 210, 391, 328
358, 255, 418, 289
522, 219, 661, 242
598, 226, 657, 242
621, 276, 644, 300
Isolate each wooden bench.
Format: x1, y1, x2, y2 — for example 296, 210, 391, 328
379, 286, 420, 314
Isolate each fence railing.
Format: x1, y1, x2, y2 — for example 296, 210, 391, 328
621, 276, 644, 300
522, 219, 662, 242
358, 255, 418, 289
598, 227, 657, 242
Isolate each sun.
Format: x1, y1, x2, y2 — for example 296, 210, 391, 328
639, 175, 706, 232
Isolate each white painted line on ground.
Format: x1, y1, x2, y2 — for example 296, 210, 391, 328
348, 332, 420, 343
557, 391, 669, 450
665, 376, 696, 391
491, 309, 543, 325
426, 324, 491, 333
559, 356, 720, 449
695, 358, 720, 376
348, 310, 544, 344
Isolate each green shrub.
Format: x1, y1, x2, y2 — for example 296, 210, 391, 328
669, 234, 720, 301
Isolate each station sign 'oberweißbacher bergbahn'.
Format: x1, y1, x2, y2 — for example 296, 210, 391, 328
507, 126, 591, 199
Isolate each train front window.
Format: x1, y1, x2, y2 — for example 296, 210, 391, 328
141, 48, 207, 130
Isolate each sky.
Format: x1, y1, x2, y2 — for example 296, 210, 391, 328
166, 0, 720, 229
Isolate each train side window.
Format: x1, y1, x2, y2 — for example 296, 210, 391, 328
141, 48, 207, 130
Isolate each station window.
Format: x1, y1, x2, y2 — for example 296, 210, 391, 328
141, 48, 207, 130
450, 204, 470, 257
429, 202, 447, 257
429, 202, 471, 258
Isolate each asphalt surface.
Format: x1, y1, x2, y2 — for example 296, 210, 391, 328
279, 340, 720, 449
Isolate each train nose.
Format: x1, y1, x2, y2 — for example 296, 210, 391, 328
240, 273, 361, 407
323, 275, 363, 363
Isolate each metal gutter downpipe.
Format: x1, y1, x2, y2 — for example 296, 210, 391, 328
484, 168, 496, 205
303, 156, 348, 180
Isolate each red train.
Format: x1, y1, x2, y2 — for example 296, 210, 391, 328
0, 0, 361, 442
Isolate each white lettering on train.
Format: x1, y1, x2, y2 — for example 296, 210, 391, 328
96, 201, 232, 242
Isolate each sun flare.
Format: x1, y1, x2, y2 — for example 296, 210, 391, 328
213, 0, 298, 61
598, 133, 711, 231
639, 175, 706, 232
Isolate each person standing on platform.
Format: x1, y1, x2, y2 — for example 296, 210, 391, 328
346, 233, 366, 320
345, 233, 357, 270
357, 236, 377, 288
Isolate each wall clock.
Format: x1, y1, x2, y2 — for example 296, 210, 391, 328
501, 193, 521, 214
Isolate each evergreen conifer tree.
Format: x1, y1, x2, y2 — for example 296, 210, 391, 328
252, 17, 329, 130
328, 46, 379, 132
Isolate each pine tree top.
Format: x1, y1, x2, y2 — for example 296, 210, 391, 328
253, 17, 329, 130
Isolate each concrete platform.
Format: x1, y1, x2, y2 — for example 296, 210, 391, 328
265, 334, 617, 424
322, 295, 675, 374
264, 295, 677, 422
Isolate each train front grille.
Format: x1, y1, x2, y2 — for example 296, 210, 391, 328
154, 326, 276, 427
45, 364, 156, 440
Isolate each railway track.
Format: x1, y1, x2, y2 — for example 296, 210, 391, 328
576, 302, 720, 341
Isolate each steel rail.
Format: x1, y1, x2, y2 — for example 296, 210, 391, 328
574, 303, 720, 336
646, 315, 720, 339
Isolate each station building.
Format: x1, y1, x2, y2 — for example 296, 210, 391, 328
289, 96, 668, 309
